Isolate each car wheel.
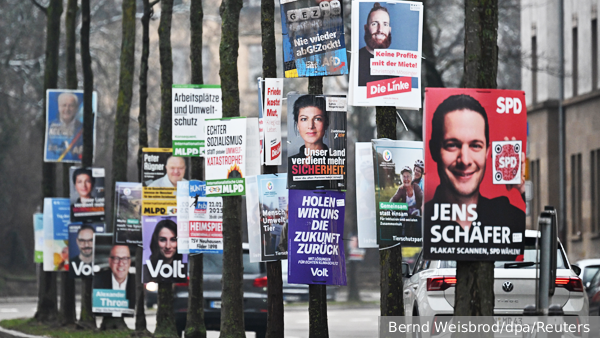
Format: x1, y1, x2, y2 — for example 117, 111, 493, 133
255, 329, 267, 338
175, 314, 187, 338
412, 305, 422, 338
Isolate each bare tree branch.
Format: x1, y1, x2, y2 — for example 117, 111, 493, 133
30, 0, 47, 14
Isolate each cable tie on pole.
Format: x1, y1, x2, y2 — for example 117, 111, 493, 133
396, 110, 408, 131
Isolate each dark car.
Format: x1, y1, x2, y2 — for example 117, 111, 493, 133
173, 245, 268, 337
588, 270, 600, 316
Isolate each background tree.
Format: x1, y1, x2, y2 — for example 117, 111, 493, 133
184, 0, 207, 337
218, 0, 245, 337
32, 0, 62, 323
453, 0, 498, 326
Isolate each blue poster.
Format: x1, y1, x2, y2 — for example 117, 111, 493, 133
33, 213, 44, 263
280, 0, 348, 78
287, 190, 346, 285
43, 198, 71, 271
258, 174, 288, 261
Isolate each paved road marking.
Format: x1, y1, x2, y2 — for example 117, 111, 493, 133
0, 309, 17, 313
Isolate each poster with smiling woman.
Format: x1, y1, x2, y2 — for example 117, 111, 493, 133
287, 94, 347, 190
141, 216, 188, 283
69, 167, 105, 222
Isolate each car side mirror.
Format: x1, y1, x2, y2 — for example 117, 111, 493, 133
586, 282, 591, 289
401, 262, 410, 278
571, 264, 581, 276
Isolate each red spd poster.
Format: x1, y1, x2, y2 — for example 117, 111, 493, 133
423, 88, 526, 261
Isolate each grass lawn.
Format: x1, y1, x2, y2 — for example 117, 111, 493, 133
0, 318, 134, 338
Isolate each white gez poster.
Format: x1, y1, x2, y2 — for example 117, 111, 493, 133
350, 0, 423, 109
204, 117, 260, 197
172, 85, 222, 157
263, 78, 283, 165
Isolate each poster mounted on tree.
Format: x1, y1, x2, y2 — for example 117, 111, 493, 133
176, 181, 190, 254
171, 84, 222, 157
69, 167, 105, 222
280, 0, 348, 78
33, 213, 44, 263
203, 117, 260, 197
141, 148, 188, 216
188, 180, 224, 254
43, 198, 70, 272
354, 142, 377, 248
113, 182, 142, 245
287, 94, 347, 190
92, 234, 135, 317
44, 89, 97, 163
69, 223, 105, 278
263, 78, 284, 165
141, 216, 188, 283
372, 139, 423, 249
423, 88, 527, 261
349, 0, 423, 109
287, 190, 346, 286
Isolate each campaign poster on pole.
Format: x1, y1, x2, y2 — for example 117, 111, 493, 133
355, 142, 377, 248
258, 79, 265, 165
177, 181, 190, 254
252, 174, 288, 261
172, 85, 222, 156
141, 216, 188, 283
188, 180, 224, 254
280, 0, 348, 78
263, 78, 284, 165
92, 234, 135, 317
245, 176, 262, 262
43, 198, 71, 272
69, 167, 105, 222
287, 94, 347, 190
69, 223, 105, 278
349, 1, 423, 109
141, 148, 187, 216
44, 89, 97, 162
204, 117, 260, 197
372, 139, 423, 248
33, 213, 44, 263
423, 88, 527, 260
114, 182, 142, 245
287, 190, 346, 285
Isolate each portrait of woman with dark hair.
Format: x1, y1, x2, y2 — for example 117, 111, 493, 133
290, 95, 330, 158
72, 168, 95, 202
142, 219, 185, 282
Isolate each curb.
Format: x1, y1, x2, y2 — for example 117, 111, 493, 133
0, 326, 48, 338
0, 298, 38, 305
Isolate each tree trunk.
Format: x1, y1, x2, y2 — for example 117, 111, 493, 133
60, 0, 78, 326
79, 278, 96, 329
185, 2, 207, 337
375, 106, 404, 319
35, 0, 62, 323
454, 0, 498, 323
307, 76, 328, 338
158, 0, 174, 148
134, 247, 148, 333
219, 1, 245, 336
260, 1, 284, 337
137, 0, 155, 179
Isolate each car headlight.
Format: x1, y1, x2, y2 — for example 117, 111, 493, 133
146, 282, 158, 292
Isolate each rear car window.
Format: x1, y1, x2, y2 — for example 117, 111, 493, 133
439, 237, 567, 269
202, 252, 262, 274
582, 266, 600, 286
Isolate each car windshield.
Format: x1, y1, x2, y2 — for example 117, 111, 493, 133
439, 237, 567, 269
203, 252, 262, 274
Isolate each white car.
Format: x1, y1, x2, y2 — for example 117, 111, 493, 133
403, 230, 588, 318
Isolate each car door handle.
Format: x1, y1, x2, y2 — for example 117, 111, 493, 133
404, 290, 410, 295
412, 285, 418, 290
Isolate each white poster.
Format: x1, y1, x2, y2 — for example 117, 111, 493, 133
350, 1, 423, 109
263, 78, 283, 165
188, 180, 223, 254
177, 181, 189, 254
245, 176, 262, 262
172, 85, 222, 156
355, 142, 378, 248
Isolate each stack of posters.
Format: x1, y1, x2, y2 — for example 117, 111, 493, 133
280, 0, 348, 78
349, 0, 423, 109
422, 88, 527, 260
69, 167, 105, 222
43, 198, 71, 272
113, 182, 142, 245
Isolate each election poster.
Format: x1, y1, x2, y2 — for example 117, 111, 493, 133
287, 94, 347, 190
69, 223, 105, 278
141, 216, 188, 283
280, 0, 348, 78
263, 78, 284, 165
245, 176, 262, 262
372, 139, 423, 248
349, 1, 423, 109
287, 190, 346, 285
44, 89, 97, 163
423, 88, 527, 260
43, 198, 71, 272
33, 213, 44, 263
113, 182, 142, 245
258, 80, 265, 165
177, 181, 190, 254
355, 142, 377, 248
248, 174, 289, 262
141, 148, 187, 216
172, 84, 222, 156
69, 167, 105, 222
204, 117, 260, 197
92, 234, 135, 317
188, 180, 224, 254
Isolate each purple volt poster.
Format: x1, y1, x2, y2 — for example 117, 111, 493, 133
287, 190, 347, 286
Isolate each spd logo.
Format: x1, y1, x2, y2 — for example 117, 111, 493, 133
492, 140, 522, 185
382, 150, 392, 162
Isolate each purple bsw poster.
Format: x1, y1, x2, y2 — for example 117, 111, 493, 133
287, 190, 347, 285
